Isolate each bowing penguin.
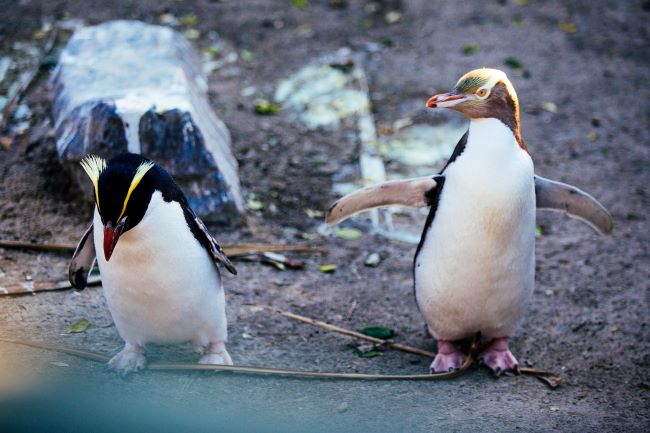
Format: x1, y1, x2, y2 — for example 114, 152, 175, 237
70, 153, 237, 375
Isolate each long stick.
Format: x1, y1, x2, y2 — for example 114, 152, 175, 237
0, 239, 326, 257
0, 276, 101, 296
251, 304, 436, 358
0, 336, 476, 381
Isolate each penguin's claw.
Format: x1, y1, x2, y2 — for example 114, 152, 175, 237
199, 342, 233, 366
430, 340, 465, 373
108, 345, 146, 376
478, 337, 519, 376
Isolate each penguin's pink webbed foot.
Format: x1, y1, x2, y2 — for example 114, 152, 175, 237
478, 337, 520, 376
430, 340, 466, 373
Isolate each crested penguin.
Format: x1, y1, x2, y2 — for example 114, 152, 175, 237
69, 153, 237, 375
326, 68, 613, 375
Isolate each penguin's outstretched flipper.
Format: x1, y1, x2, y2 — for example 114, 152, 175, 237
69, 223, 96, 290
535, 175, 613, 235
326, 175, 442, 226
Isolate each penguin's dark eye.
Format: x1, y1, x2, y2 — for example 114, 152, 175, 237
476, 88, 489, 98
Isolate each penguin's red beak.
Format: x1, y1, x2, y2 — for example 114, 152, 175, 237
103, 218, 126, 262
426, 92, 467, 109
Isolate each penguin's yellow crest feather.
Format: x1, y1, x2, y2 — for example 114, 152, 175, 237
117, 160, 155, 221
80, 155, 107, 211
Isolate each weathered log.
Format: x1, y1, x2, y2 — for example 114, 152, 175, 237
50, 20, 243, 224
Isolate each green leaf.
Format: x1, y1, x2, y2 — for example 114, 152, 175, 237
203, 46, 221, 59
305, 209, 324, 218
355, 349, 382, 358
559, 21, 578, 33
183, 29, 200, 40
254, 98, 281, 115
333, 227, 363, 240
240, 49, 256, 62
291, 0, 310, 9
461, 43, 479, 56
503, 57, 523, 69
247, 197, 264, 211
68, 319, 90, 333
359, 326, 394, 340
318, 264, 337, 273
535, 225, 543, 238
179, 14, 199, 26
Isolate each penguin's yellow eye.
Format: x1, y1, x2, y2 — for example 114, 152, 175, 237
476, 88, 489, 98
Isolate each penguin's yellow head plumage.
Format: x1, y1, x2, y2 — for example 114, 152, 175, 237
426, 68, 523, 147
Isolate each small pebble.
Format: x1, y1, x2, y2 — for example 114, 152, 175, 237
364, 252, 382, 267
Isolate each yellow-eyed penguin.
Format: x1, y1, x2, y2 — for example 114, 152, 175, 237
69, 153, 237, 375
326, 68, 613, 375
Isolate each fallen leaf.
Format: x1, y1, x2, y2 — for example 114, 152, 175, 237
354, 348, 382, 358
359, 326, 394, 340
203, 46, 221, 59
254, 98, 281, 115
300, 232, 319, 240
384, 11, 402, 24
559, 21, 578, 33
541, 102, 558, 113
319, 264, 337, 273
295, 24, 314, 37
179, 14, 199, 26
305, 209, 324, 218
247, 197, 264, 211
68, 319, 90, 333
333, 227, 363, 240
513, 16, 524, 28
183, 29, 200, 40
587, 131, 598, 141
240, 49, 256, 62
461, 43, 479, 55
515, 0, 529, 5
291, 0, 310, 9
158, 13, 179, 26
503, 57, 524, 69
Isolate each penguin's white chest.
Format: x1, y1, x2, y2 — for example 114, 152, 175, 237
94, 192, 227, 346
415, 119, 535, 340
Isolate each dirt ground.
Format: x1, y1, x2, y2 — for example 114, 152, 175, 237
0, 1, 648, 432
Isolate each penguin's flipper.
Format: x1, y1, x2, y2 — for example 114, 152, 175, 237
326, 175, 442, 226
183, 207, 237, 275
534, 175, 613, 235
69, 223, 96, 290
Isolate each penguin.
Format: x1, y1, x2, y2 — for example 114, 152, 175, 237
69, 153, 237, 375
326, 68, 613, 375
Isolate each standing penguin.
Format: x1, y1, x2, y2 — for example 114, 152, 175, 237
69, 153, 237, 375
326, 68, 612, 375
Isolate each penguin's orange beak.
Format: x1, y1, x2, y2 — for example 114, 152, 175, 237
103, 218, 126, 261
426, 92, 467, 109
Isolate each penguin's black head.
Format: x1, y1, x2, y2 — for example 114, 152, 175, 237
426, 68, 524, 147
80, 153, 159, 261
